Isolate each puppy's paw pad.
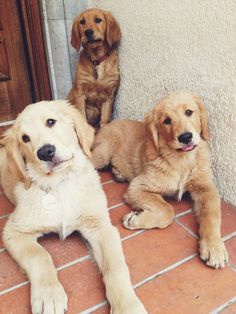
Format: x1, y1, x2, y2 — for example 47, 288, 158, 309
31, 282, 68, 314
200, 239, 229, 269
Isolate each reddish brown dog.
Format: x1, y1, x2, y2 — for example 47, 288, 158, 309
67, 8, 121, 128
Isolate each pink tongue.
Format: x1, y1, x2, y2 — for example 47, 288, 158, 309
182, 145, 194, 152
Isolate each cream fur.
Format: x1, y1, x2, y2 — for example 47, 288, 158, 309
0, 100, 146, 314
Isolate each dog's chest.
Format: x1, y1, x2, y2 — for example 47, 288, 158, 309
175, 161, 196, 200
40, 187, 78, 239
94, 62, 105, 80
176, 173, 189, 201
18, 172, 87, 239
93, 57, 119, 81
81, 64, 119, 102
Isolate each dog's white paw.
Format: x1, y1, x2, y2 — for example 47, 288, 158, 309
111, 298, 147, 314
125, 300, 147, 314
31, 282, 68, 314
200, 238, 229, 269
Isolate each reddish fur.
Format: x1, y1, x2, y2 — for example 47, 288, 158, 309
67, 9, 121, 128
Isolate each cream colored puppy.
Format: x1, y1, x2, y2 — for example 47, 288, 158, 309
0, 100, 146, 314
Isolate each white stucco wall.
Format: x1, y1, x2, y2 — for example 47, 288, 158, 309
89, 0, 236, 205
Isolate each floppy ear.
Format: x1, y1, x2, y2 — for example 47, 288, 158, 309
71, 17, 81, 51
104, 11, 121, 48
1, 128, 31, 189
65, 104, 95, 158
194, 95, 210, 141
144, 109, 159, 161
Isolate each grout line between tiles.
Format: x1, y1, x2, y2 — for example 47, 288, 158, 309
223, 231, 236, 242
228, 262, 236, 273
0, 281, 29, 296
174, 217, 199, 239
175, 208, 192, 218
0, 213, 9, 220
79, 301, 108, 314
57, 255, 91, 271
134, 253, 197, 289
211, 295, 236, 313
102, 179, 114, 185
122, 229, 145, 241
0, 120, 15, 127
108, 202, 125, 211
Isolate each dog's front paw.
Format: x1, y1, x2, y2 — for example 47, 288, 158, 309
31, 281, 68, 314
111, 298, 147, 314
200, 238, 229, 269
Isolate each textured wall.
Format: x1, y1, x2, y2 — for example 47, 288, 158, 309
40, 0, 88, 98
89, 0, 236, 205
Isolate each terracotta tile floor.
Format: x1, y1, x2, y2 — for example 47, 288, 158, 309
0, 169, 236, 313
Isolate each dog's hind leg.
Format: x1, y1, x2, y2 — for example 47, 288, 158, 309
123, 190, 174, 230
123, 174, 175, 230
92, 141, 113, 169
91, 128, 114, 169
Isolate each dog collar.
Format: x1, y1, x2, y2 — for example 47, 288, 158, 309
90, 52, 110, 79
92, 52, 110, 66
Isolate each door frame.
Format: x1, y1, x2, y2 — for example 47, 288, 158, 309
19, 0, 52, 101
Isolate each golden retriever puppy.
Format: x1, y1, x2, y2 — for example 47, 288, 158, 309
92, 91, 229, 269
0, 100, 146, 314
67, 8, 121, 128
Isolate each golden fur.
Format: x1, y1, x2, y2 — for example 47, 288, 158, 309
0, 100, 146, 314
67, 8, 121, 128
92, 91, 229, 269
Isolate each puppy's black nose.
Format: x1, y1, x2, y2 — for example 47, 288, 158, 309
178, 132, 193, 144
37, 145, 56, 162
84, 28, 94, 38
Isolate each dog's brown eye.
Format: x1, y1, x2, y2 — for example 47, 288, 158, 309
95, 17, 102, 23
22, 134, 30, 143
80, 19, 85, 25
163, 117, 172, 125
46, 119, 56, 127
185, 109, 193, 117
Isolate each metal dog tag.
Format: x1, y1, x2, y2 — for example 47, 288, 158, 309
92, 61, 99, 80
42, 193, 58, 210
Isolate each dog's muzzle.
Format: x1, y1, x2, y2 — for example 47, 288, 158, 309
177, 132, 197, 152
178, 132, 193, 144
37, 144, 56, 162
